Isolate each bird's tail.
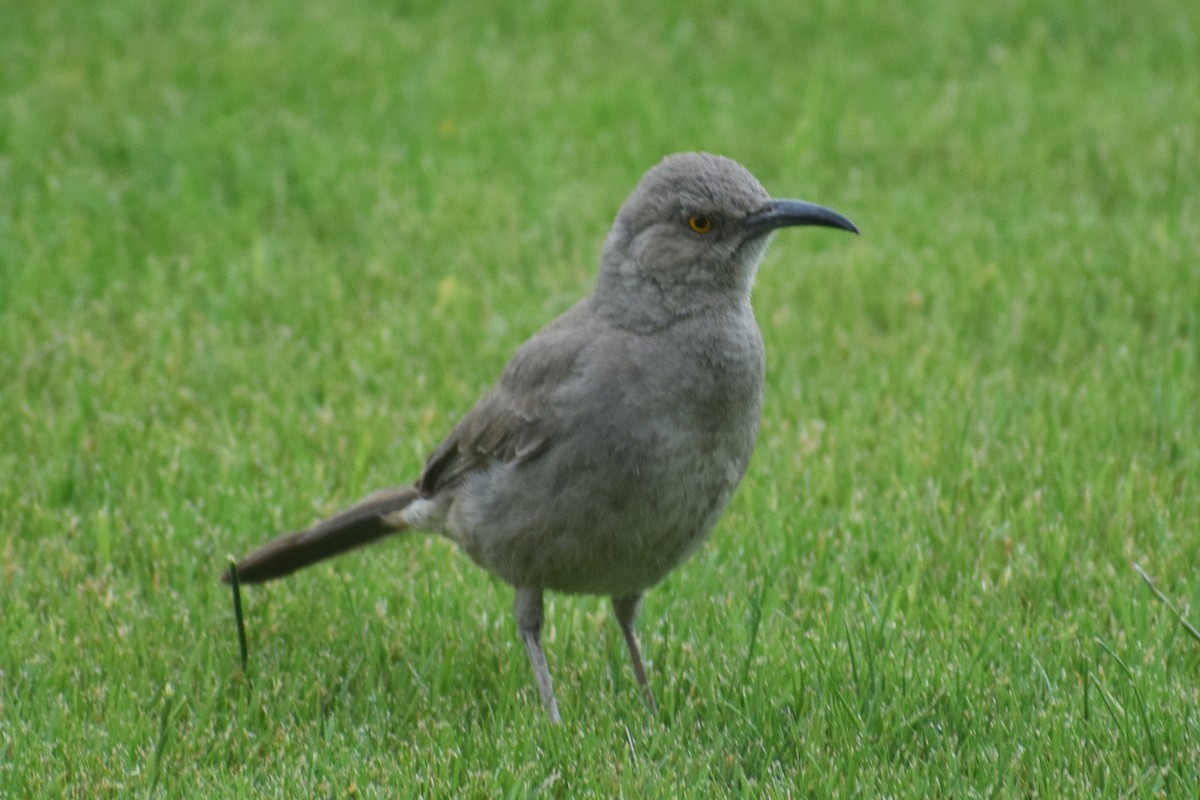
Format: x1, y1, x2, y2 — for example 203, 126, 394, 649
224, 486, 420, 584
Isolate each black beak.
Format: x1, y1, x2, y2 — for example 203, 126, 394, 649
744, 198, 859, 236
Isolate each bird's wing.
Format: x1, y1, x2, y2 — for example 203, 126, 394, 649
418, 301, 596, 495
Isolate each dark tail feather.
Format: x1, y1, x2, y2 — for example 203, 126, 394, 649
225, 486, 420, 584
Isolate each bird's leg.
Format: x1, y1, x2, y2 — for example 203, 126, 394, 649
612, 593, 657, 713
514, 587, 561, 723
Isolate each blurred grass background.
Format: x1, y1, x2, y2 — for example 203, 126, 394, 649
2, 0, 1198, 796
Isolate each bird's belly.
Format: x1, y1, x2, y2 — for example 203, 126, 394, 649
448, 426, 751, 596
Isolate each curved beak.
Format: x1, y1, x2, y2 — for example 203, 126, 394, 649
744, 198, 859, 236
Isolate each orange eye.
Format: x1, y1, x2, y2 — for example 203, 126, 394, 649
688, 214, 713, 234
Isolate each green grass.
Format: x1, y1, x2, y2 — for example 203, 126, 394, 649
3, 0, 1199, 795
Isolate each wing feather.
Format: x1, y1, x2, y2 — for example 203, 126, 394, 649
418, 300, 595, 495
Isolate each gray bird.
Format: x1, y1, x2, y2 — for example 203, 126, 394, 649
227, 152, 857, 722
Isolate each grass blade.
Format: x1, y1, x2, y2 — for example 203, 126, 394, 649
1133, 563, 1200, 646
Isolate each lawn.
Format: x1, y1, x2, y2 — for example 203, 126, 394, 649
2, 0, 1199, 796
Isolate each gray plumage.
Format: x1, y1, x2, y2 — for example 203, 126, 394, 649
228, 152, 858, 722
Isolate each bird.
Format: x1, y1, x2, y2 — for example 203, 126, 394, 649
226, 152, 858, 722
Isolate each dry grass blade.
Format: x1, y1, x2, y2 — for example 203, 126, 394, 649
228, 556, 249, 671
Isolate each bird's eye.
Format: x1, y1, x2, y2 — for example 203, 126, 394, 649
687, 214, 713, 234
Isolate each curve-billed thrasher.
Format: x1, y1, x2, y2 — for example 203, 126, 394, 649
226, 152, 858, 722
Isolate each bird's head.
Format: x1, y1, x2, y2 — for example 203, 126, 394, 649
596, 152, 857, 327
